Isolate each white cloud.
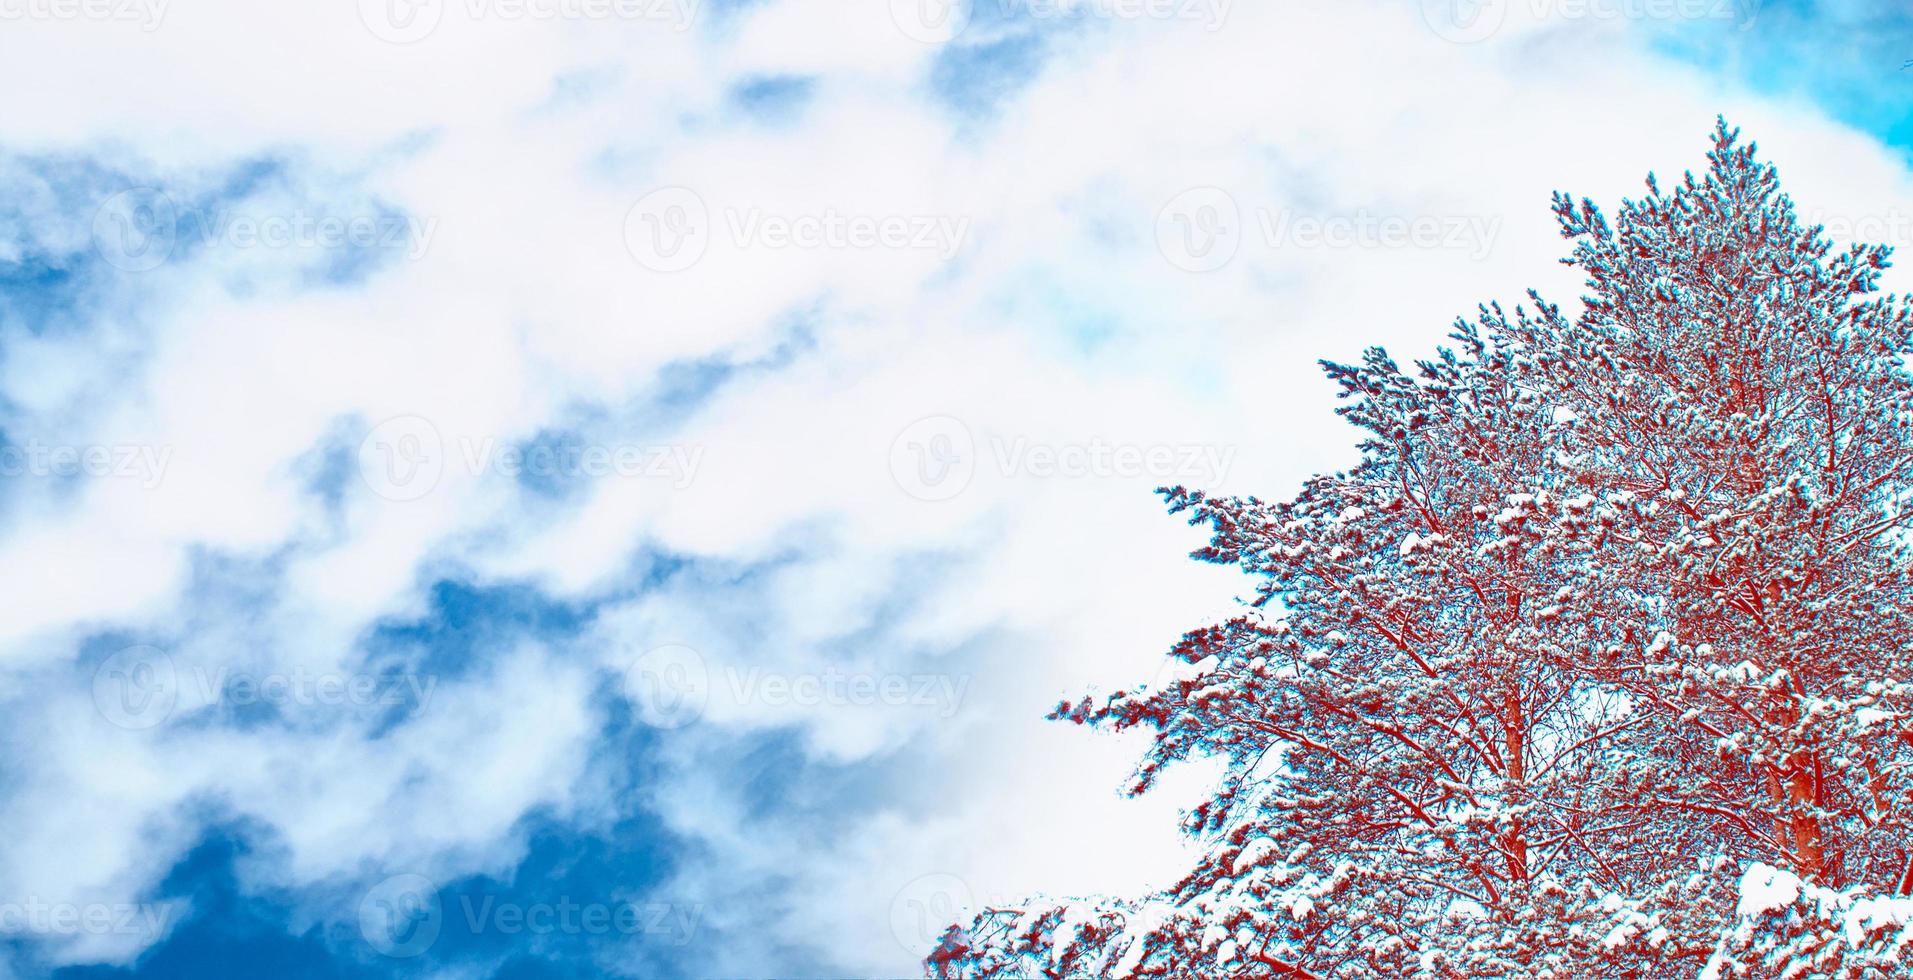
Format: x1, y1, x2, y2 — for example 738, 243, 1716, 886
1, 0, 1909, 975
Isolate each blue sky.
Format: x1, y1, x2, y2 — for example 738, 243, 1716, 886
1652, 0, 1913, 152
3, 1, 1913, 978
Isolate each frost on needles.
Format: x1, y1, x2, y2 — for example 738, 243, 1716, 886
928, 121, 1913, 979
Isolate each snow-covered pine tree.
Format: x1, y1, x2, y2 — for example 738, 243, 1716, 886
929, 122, 1913, 978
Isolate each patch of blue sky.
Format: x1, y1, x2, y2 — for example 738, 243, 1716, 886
621, 312, 816, 431
930, 0, 1222, 120
298, 202, 419, 289
353, 810, 699, 979
0, 150, 422, 341
510, 421, 611, 503
728, 74, 818, 124
930, 31, 1049, 119
20, 516, 983, 978
29, 572, 723, 978
690, 0, 773, 26
42, 826, 381, 980
291, 417, 365, 523
0, 153, 215, 334
360, 579, 595, 688
0, 425, 97, 510
536, 66, 626, 115
435, 316, 815, 511
37, 801, 701, 979
1648, 0, 1913, 153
